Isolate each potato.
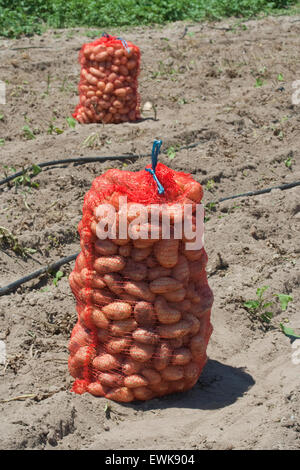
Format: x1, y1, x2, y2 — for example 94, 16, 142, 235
92, 288, 115, 307
185, 283, 200, 303
183, 246, 205, 262
99, 372, 124, 388
168, 379, 187, 393
163, 287, 186, 302
172, 255, 190, 282
95, 51, 109, 62
184, 362, 200, 381
122, 358, 142, 376
93, 353, 121, 371
97, 328, 110, 343
189, 257, 208, 282
91, 307, 110, 329
80, 268, 106, 290
157, 320, 191, 339
131, 246, 152, 262
121, 259, 147, 281
183, 313, 200, 336
68, 356, 83, 379
114, 87, 127, 98
124, 280, 155, 302
75, 251, 88, 271
190, 334, 206, 359
103, 272, 124, 295
141, 368, 161, 385
124, 374, 149, 388
119, 292, 136, 303
153, 342, 172, 371
149, 381, 169, 396
133, 238, 156, 249
171, 348, 192, 366
146, 256, 158, 268
133, 386, 154, 401
94, 255, 126, 274
119, 244, 131, 257
154, 239, 179, 268
149, 277, 183, 294
69, 271, 82, 295
127, 59, 137, 70
133, 301, 156, 327
108, 72, 118, 82
94, 239, 118, 256
167, 337, 183, 349
132, 328, 159, 345
189, 289, 214, 319
87, 382, 108, 397
105, 387, 134, 403
169, 299, 191, 313
102, 301, 132, 320
106, 337, 131, 354
130, 342, 154, 362
74, 345, 96, 367
147, 266, 171, 281
110, 318, 137, 336
68, 323, 92, 354
104, 82, 114, 94
154, 296, 181, 325
161, 365, 184, 381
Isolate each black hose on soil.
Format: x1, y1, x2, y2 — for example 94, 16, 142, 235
0, 253, 79, 296
0, 140, 210, 187
217, 180, 300, 202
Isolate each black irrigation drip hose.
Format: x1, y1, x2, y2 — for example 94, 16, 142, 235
0, 253, 79, 297
0, 139, 209, 187
216, 180, 300, 203
1, 178, 299, 297
0, 155, 145, 187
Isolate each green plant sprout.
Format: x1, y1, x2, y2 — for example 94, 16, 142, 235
22, 124, 35, 140
66, 117, 77, 129
12, 165, 41, 189
167, 146, 176, 160
0, 226, 36, 258
244, 286, 274, 323
206, 179, 215, 191
52, 270, 64, 287
244, 286, 293, 325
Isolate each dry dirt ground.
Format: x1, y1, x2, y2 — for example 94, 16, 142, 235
0, 15, 299, 450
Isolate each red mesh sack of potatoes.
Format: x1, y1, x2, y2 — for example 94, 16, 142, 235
73, 33, 141, 124
68, 141, 213, 402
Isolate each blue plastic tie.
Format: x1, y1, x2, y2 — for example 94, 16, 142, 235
145, 140, 165, 195
101, 32, 111, 38
117, 36, 131, 54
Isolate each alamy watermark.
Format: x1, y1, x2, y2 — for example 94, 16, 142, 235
291, 339, 300, 365
0, 340, 6, 365
94, 196, 204, 250
0, 80, 6, 105
292, 80, 300, 105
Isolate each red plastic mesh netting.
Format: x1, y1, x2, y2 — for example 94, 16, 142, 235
68, 163, 213, 402
73, 34, 141, 124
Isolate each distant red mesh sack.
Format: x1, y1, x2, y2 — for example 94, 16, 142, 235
73, 34, 141, 124
68, 163, 213, 402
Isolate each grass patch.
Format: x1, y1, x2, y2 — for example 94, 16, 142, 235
0, 0, 299, 38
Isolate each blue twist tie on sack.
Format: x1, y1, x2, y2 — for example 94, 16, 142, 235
146, 140, 165, 195
117, 36, 131, 54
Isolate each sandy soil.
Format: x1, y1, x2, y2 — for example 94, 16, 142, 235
0, 15, 299, 450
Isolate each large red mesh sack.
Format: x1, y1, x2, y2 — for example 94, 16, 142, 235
68, 160, 213, 402
73, 33, 141, 124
